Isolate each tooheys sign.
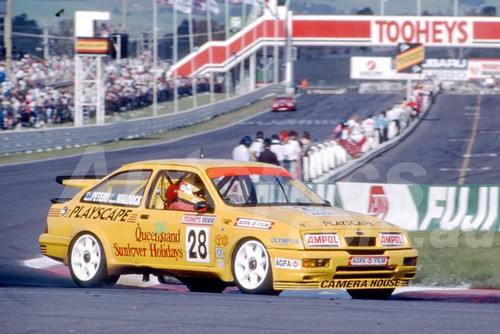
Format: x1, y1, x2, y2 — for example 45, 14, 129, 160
292, 16, 500, 47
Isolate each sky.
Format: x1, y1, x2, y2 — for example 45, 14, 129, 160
12, 0, 500, 37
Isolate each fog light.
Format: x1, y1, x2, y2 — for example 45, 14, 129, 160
403, 257, 418, 266
303, 258, 329, 268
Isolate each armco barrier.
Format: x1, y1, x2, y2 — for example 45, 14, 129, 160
0, 84, 285, 154
306, 182, 500, 232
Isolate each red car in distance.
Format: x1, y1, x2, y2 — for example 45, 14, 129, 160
272, 95, 296, 111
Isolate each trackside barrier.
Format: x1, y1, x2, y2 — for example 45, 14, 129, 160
303, 88, 435, 183
328, 182, 500, 232
0, 84, 285, 155
253, 182, 500, 231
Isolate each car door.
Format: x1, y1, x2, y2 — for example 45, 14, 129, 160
76, 169, 153, 266
140, 168, 217, 270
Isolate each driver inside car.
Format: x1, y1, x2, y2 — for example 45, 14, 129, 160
169, 173, 207, 212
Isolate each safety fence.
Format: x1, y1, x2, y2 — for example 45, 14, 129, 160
302, 89, 436, 183
0, 84, 285, 155
307, 182, 500, 232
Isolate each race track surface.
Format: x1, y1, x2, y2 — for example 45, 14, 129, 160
2, 92, 500, 333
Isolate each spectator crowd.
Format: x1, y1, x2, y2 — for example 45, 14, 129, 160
232, 78, 438, 180
1, 54, 223, 130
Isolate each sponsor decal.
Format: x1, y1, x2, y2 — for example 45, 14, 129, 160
217, 259, 225, 268
271, 237, 300, 246
320, 278, 408, 289
274, 258, 301, 270
323, 220, 375, 227
373, 19, 470, 45
305, 233, 341, 247
215, 247, 224, 259
379, 233, 404, 246
182, 214, 216, 226
113, 243, 183, 260
215, 234, 228, 246
234, 217, 274, 230
135, 225, 181, 244
291, 206, 344, 216
367, 186, 388, 220
83, 191, 142, 206
67, 205, 133, 222
186, 226, 210, 263
349, 256, 389, 267
422, 58, 467, 69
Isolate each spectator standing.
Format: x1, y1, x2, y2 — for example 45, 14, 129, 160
270, 134, 285, 166
301, 78, 309, 94
378, 111, 388, 143
300, 131, 312, 157
249, 131, 264, 161
232, 136, 252, 161
283, 130, 302, 178
361, 114, 376, 151
258, 138, 279, 165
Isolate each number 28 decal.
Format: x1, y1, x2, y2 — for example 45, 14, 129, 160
186, 226, 210, 263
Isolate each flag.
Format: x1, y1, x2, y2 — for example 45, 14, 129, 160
193, 0, 221, 14
156, 0, 192, 14
229, 0, 264, 5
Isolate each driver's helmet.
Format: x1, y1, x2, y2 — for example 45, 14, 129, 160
178, 173, 206, 204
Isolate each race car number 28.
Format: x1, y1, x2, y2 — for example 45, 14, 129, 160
186, 226, 210, 263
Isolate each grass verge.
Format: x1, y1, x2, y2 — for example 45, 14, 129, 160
408, 230, 500, 289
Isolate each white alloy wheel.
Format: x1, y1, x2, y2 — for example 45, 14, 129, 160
233, 240, 271, 292
70, 234, 103, 284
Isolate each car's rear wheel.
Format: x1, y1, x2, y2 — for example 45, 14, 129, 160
232, 239, 280, 295
347, 289, 395, 300
69, 233, 118, 288
181, 277, 227, 293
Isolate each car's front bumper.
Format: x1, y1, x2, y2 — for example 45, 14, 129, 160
269, 248, 418, 290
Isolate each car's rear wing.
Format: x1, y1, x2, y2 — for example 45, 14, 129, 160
55, 175, 106, 189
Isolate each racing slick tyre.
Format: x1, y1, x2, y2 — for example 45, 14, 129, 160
347, 289, 395, 300
69, 233, 119, 288
232, 239, 280, 295
181, 277, 227, 293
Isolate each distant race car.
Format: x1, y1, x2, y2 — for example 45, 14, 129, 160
39, 159, 417, 298
272, 95, 296, 111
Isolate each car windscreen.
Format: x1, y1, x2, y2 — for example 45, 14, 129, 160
207, 167, 326, 206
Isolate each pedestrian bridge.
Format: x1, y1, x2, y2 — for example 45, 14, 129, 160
170, 8, 500, 78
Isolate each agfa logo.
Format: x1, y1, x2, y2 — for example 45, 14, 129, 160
367, 185, 388, 220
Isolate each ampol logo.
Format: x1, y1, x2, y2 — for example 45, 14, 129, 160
367, 185, 388, 220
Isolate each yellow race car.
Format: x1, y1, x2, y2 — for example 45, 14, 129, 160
39, 159, 417, 299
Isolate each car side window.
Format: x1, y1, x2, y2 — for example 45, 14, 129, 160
81, 170, 151, 207
147, 170, 213, 212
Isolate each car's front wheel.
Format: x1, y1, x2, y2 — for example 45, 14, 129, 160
232, 239, 280, 295
68, 233, 118, 288
347, 289, 395, 300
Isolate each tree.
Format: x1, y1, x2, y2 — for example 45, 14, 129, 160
356, 7, 374, 15
12, 14, 42, 56
481, 6, 497, 16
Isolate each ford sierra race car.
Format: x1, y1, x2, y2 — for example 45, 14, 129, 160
39, 159, 417, 299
